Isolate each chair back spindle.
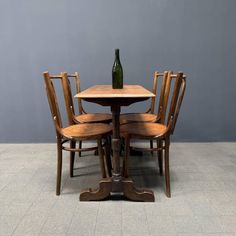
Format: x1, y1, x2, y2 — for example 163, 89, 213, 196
149, 71, 158, 113
67, 72, 83, 115
157, 71, 169, 123
169, 73, 186, 134
149, 71, 166, 114
61, 72, 76, 125
164, 72, 186, 134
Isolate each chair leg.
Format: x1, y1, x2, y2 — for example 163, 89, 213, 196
150, 140, 153, 156
70, 140, 76, 178
164, 138, 171, 198
123, 136, 130, 178
105, 137, 112, 177
56, 140, 63, 196
157, 139, 163, 176
79, 141, 82, 157
97, 139, 106, 178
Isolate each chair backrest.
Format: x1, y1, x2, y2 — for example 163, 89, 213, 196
157, 71, 186, 134
61, 72, 86, 125
43, 72, 64, 136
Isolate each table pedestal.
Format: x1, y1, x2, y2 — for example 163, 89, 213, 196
80, 105, 154, 202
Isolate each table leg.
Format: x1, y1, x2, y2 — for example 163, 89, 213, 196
80, 104, 154, 202
111, 105, 123, 192
110, 105, 154, 201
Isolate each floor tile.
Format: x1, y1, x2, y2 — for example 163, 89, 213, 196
0, 143, 235, 235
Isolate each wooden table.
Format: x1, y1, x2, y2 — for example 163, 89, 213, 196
75, 85, 155, 201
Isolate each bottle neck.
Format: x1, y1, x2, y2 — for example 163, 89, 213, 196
115, 49, 120, 61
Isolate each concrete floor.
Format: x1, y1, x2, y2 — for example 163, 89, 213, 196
0, 142, 236, 236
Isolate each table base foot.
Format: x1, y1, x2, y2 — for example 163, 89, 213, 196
123, 178, 155, 202
80, 177, 154, 202
80, 178, 112, 201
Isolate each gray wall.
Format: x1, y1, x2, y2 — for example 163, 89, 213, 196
1, 0, 236, 142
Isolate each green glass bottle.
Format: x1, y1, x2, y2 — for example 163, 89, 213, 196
112, 49, 123, 89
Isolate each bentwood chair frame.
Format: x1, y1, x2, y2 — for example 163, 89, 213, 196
121, 72, 186, 197
127, 71, 186, 175
120, 71, 166, 155
44, 72, 112, 195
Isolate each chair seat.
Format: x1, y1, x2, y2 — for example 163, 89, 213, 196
120, 113, 159, 124
62, 123, 112, 139
120, 122, 167, 138
75, 113, 112, 123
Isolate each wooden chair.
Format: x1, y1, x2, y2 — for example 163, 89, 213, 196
62, 72, 112, 156
120, 72, 186, 197
43, 72, 112, 195
120, 71, 166, 154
